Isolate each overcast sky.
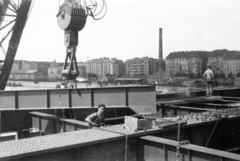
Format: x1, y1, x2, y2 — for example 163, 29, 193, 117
1, 0, 240, 62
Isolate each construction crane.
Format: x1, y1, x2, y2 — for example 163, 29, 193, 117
56, 0, 107, 88
0, 0, 106, 90
0, 0, 33, 90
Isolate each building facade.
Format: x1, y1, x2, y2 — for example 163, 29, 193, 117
223, 52, 240, 77
125, 57, 158, 76
86, 58, 124, 78
48, 67, 62, 79
11, 60, 37, 73
207, 50, 225, 74
207, 50, 240, 77
9, 70, 44, 80
36, 61, 50, 77
166, 52, 209, 77
77, 62, 86, 77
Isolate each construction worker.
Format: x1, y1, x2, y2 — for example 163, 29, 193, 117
85, 104, 106, 127
203, 65, 214, 96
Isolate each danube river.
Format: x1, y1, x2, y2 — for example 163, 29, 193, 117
4, 81, 99, 90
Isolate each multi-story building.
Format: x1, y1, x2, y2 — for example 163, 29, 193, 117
125, 57, 158, 76
86, 58, 124, 78
165, 52, 209, 77
77, 62, 86, 77
48, 67, 62, 79
223, 52, 240, 77
207, 50, 225, 74
50, 60, 62, 68
207, 50, 240, 77
36, 61, 50, 77
11, 60, 37, 73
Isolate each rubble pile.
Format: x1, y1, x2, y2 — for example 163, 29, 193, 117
156, 108, 240, 125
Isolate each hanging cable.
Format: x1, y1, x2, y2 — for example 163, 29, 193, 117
205, 118, 219, 147
84, 0, 107, 20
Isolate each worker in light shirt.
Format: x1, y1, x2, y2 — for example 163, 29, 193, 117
203, 65, 214, 96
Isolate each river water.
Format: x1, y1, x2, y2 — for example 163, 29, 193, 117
4, 81, 99, 90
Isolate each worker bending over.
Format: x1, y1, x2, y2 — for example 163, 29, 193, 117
85, 104, 106, 127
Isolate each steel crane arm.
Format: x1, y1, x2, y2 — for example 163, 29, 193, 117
0, 0, 32, 90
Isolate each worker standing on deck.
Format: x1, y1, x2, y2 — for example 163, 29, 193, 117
203, 65, 214, 96
85, 104, 106, 127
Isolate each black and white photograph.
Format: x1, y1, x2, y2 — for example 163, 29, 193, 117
1, 0, 240, 160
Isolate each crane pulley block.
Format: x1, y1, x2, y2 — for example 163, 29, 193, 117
64, 30, 78, 47
57, 2, 87, 31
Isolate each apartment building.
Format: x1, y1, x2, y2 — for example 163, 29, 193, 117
166, 52, 208, 76
207, 50, 240, 77
36, 61, 50, 77
207, 50, 225, 74
11, 60, 37, 73
77, 62, 86, 77
48, 67, 62, 79
125, 57, 158, 76
86, 58, 124, 78
223, 52, 240, 76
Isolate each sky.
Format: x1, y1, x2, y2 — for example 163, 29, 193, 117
1, 0, 240, 62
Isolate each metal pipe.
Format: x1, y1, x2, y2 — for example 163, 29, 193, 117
177, 123, 181, 141
0, 111, 1, 142
125, 134, 128, 161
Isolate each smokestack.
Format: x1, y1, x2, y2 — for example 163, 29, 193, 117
158, 28, 163, 71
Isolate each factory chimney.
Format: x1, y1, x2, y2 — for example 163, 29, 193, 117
158, 28, 163, 71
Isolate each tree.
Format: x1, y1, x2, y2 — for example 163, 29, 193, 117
195, 72, 202, 78
219, 72, 225, 79
87, 73, 98, 79
175, 73, 180, 77
227, 72, 234, 79
105, 74, 113, 76
188, 73, 194, 79
214, 73, 220, 79
236, 72, 240, 77
181, 73, 187, 77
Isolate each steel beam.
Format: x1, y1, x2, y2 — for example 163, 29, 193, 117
140, 136, 240, 161
0, 129, 124, 160
0, 86, 156, 114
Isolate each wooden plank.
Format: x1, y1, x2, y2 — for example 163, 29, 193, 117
29, 112, 91, 128
157, 96, 222, 105
219, 100, 240, 103
197, 103, 226, 107
221, 96, 240, 100
29, 112, 57, 118
105, 114, 143, 121
167, 105, 214, 111
140, 136, 240, 161
61, 119, 90, 128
